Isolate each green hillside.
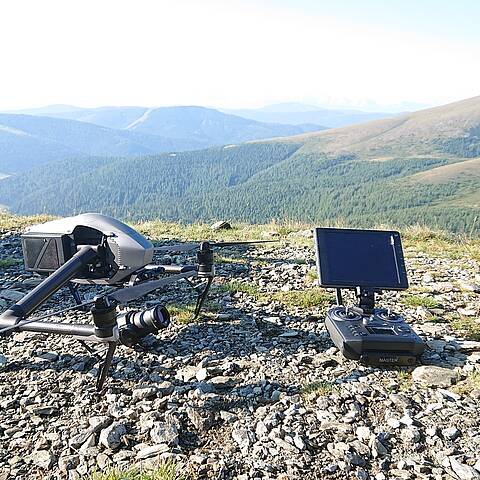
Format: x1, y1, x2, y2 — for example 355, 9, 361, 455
0, 96, 479, 233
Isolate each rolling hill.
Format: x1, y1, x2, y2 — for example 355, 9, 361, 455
222, 103, 390, 128
0, 113, 204, 174
0, 108, 325, 174
0, 96, 479, 233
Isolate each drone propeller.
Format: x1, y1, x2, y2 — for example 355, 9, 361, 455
108, 271, 196, 304
154, 239, 277, 253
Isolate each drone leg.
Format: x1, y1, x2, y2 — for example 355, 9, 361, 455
193, 277, 213, 319
78, 340, 103, 362
95, 341, 117, 392
68, 283, 89, 311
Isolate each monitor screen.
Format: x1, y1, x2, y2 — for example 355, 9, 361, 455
314, 228, 408, 290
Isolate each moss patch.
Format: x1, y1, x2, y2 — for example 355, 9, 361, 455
0, 258, 22, 268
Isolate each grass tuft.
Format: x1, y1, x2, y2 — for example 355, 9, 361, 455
397, 370, 413, 391
222, 281, 331, 309
301, 381, 334, 399
87, 461, 187, 480
270, 289, 332, 309
222, 281, 261, 298
452, 372, 480, 396
401, 294, 440, 309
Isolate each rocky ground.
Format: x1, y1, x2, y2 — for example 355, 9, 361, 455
0, 226, 479, 480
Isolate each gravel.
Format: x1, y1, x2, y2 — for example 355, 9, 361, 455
0, 231, 479, 479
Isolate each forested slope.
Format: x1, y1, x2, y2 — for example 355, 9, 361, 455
1, 96, 479, 233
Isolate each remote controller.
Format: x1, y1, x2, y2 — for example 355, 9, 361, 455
325, 306, 425, 365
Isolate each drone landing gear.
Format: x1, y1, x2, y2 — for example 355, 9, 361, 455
193, 277, 213, 320
95, 342, 117, 391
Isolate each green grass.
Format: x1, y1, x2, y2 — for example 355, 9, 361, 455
221, 281, 331, 309
401, 294, 440, 309
301, 381, 334, 398
450, 315, 480, 340
168, 305, 197, 324
270, 289, 332, 309
168, 300, 221, 324
305, 269, 318, 284
214, 254, 248, 265
222, 281, 261, 298
0, 258, 21, 268
87, 461, 187, 480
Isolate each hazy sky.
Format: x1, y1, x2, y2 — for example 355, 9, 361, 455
0, 0, 479, 111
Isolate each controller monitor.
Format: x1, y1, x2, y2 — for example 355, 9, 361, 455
314, 228, 408, 290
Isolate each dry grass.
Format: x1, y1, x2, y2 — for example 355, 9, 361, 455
0, 211, 55, 232
452, 371, 480, 396
409, 157, 480, 184
1, 212, 479, 262
450, 315, 480, 341
401, 224, 480, 262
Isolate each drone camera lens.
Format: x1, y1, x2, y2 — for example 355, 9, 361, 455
117, 305, 170, 347
131, 305, 170, 332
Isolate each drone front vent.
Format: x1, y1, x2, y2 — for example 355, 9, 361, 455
21, 234, 73, 273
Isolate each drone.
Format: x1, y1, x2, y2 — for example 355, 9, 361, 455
0, 213, 273, 391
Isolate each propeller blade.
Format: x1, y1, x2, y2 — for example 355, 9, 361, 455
211, 240, 278, 248
109, 271, 197, 303
154, 239, 277, 252
154, 243, 199, 253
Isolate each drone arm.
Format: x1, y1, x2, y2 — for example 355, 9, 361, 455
0, 245, 99, 323
160, 265, 197, 274
0, 317, 96, 338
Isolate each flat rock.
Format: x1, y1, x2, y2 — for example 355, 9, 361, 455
412, 365, 457, 387
136, 444, 169, 460
0, 289, 24, 301
132, 387, 157, 401
443, 456, 480, 480
207, 375, 236, 390
453, 340, 480, 352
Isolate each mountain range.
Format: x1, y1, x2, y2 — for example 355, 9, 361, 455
11, 102, 393, 129
222, 103, 390, 128
0, 106, 325, 174
0, 96, 479, 233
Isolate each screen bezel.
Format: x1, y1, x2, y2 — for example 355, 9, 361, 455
314, 227, 409, 290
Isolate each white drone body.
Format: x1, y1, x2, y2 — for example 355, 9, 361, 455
22, 213, 154, 285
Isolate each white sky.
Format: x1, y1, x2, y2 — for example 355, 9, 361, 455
0, 0, 478, 111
